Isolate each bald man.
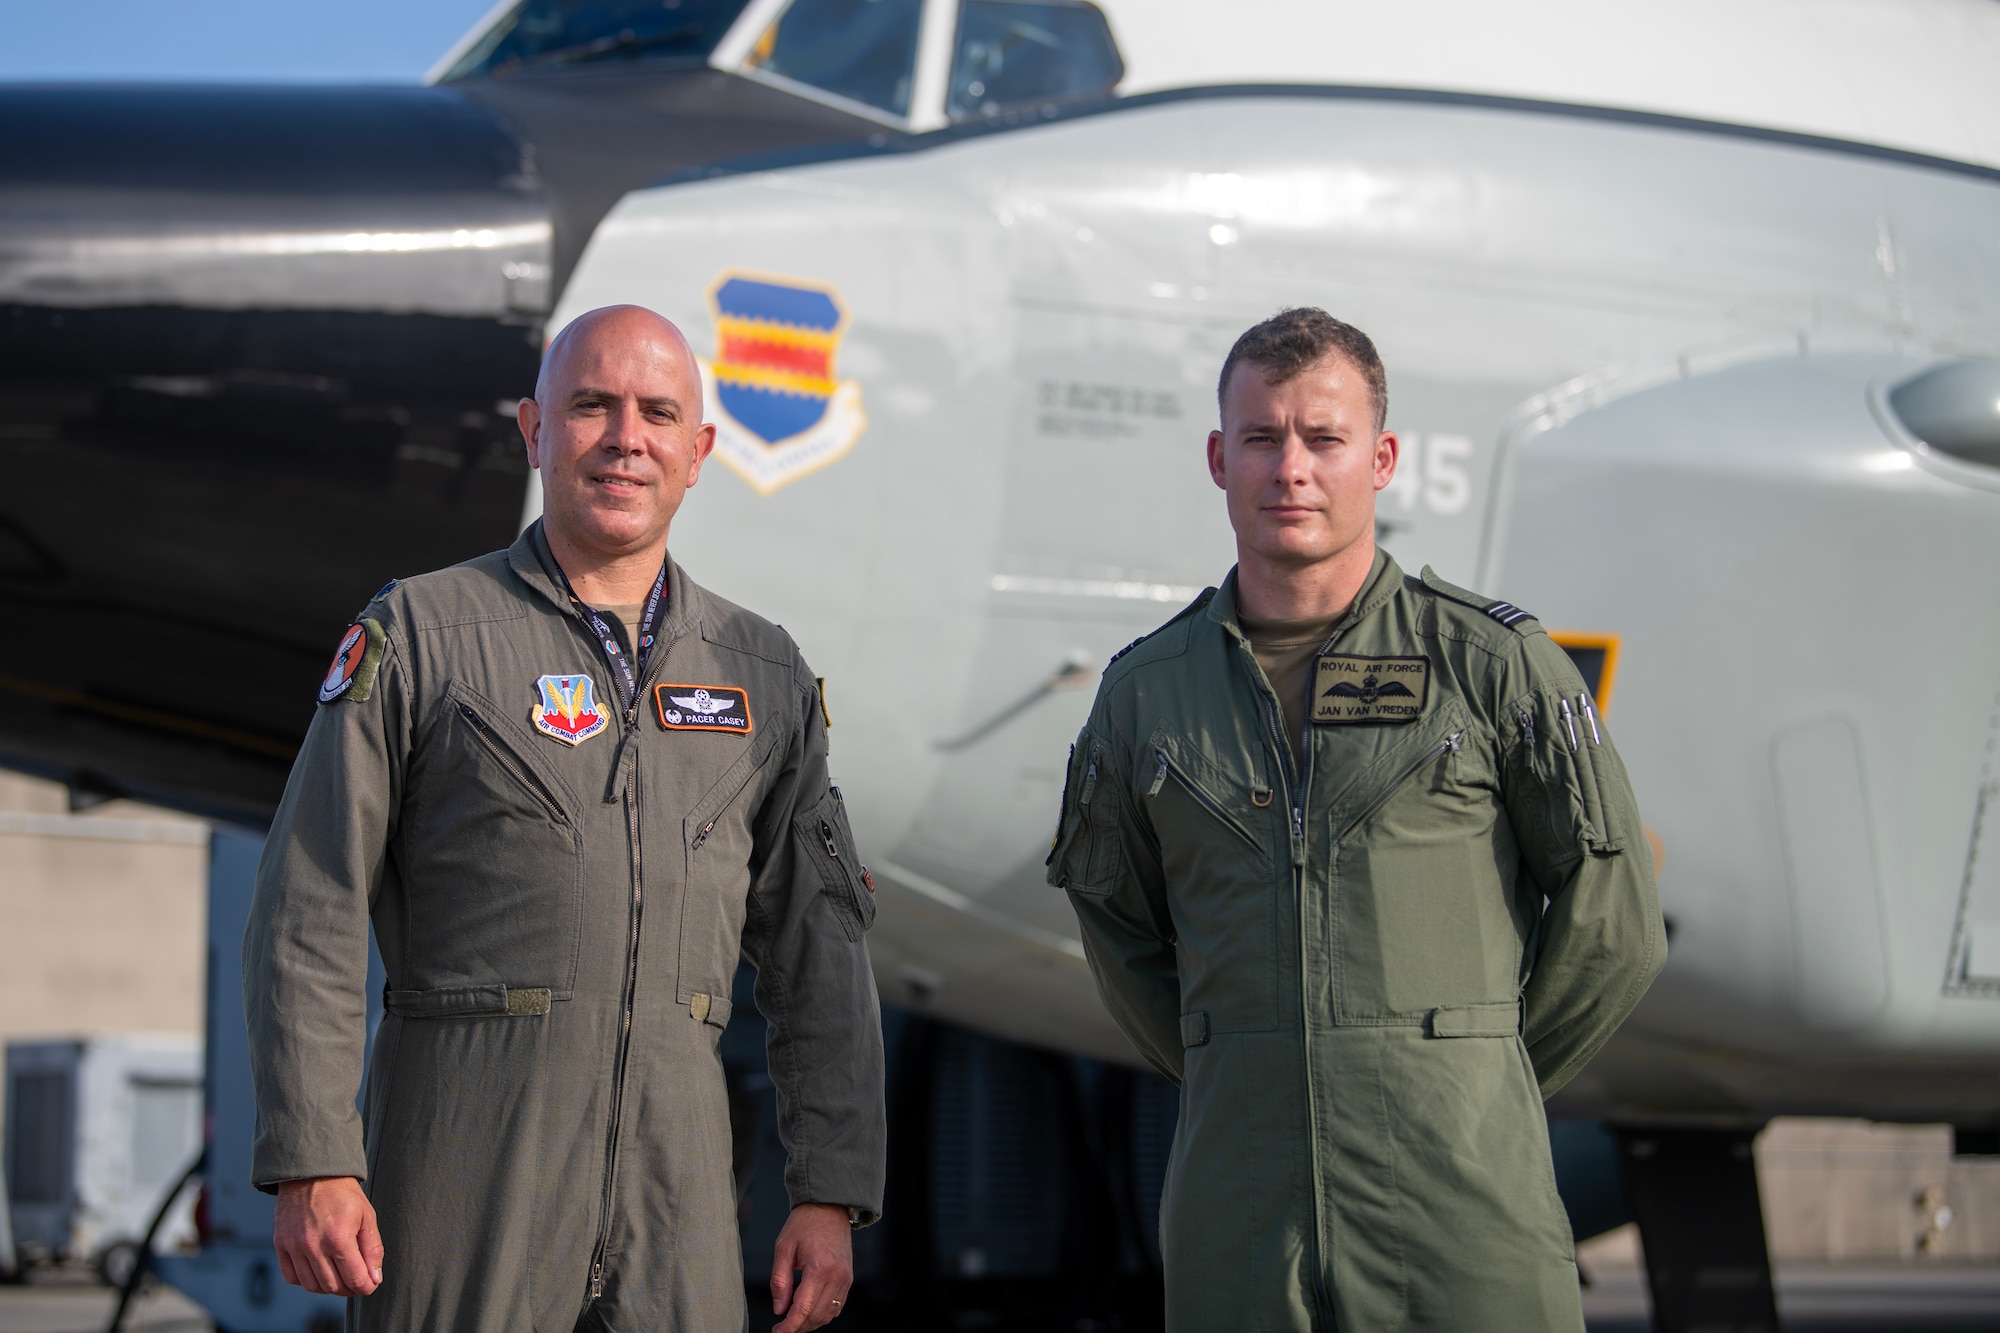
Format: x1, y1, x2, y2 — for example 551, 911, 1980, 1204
244, 306, 886, 1333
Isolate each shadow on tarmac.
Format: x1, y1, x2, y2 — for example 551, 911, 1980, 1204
734, 1267, 2000, 1333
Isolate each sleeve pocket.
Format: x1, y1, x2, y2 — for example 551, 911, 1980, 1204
1047, 736, 1118, 898
1523, 690, 1628, 858
795, 786, 875, 941
1571, 708, 1633, 854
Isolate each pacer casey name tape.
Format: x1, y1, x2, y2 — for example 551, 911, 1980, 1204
654, 683, 753, 735
1313, 655, 1430, 724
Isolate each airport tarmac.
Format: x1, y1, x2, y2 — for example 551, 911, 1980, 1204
1579, 1265, 2000, 1332
0, 1272, 209, 1333
6, 1265, 2000, 1333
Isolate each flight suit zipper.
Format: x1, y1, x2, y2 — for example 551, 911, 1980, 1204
1288, 632, 1336, 1331
1236, 630, 1337, 1328
586, 626, 678, 1303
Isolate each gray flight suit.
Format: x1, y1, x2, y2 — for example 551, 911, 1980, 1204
1049, 552, 1665, 1332
244, 521, 886, 1333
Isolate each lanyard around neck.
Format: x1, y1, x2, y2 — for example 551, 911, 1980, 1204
558, 558, 669, 715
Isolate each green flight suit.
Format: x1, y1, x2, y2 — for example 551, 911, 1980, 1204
1049, 552, 1664, 1332
243, 522, 886, 1333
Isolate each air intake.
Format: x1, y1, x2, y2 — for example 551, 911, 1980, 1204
1888, 360, 2000, 469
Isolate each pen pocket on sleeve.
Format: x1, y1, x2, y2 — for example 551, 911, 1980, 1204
1049, 737, 1118, 897
797, 786, 875, 941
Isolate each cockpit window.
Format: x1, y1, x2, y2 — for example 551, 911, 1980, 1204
947, 0, 1122, 122
745, 0, 926, 119
439, 0, 754, 80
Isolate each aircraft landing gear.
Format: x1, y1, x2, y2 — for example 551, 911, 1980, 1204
1616, 1125, 1779, 1333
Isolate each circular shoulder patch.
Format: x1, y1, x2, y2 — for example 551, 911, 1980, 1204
319, 623, 371, 703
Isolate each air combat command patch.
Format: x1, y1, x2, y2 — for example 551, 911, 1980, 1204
1313, 655, 1430, 724
701, 271, 866, 495
532, 673, 609, 745
655, 683, 752, 735
319, 620, 385, 704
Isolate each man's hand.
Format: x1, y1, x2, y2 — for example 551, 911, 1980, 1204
770, 1202, 853, 1332
274, 1176, 383, 1297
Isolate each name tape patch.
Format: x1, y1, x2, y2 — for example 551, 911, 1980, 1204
1313, 655, 1430, 724
655, 683, 753, 735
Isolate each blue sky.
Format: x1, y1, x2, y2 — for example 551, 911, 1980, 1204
0, 1, 504, 83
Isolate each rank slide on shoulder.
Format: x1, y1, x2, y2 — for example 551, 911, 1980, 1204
655, 683, 752, 735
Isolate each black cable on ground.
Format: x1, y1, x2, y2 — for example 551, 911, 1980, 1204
105, 1147, 206, 1333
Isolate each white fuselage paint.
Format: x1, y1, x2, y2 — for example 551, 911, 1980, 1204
531, 3, 2000, 1121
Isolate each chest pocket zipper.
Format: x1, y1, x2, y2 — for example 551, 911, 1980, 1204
1149, 747, 1263, 852
457, 701, 570, 826
1336, 730, 1464, 843
685, 725, 783, 854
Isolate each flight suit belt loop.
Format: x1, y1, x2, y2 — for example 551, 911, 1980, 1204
686, 992, 733, 1029
382, 985, 555, 1018
1425, 999, 1524, 1038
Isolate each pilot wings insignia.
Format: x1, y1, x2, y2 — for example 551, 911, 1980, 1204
1326, 675, 1418, 703
669, 688, 735, 714
1313, 655, 1430, 724
654, 682, 753, 735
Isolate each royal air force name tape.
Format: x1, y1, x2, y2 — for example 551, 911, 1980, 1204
1313, 654, 1431, 724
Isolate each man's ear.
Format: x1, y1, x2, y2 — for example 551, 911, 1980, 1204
1206, 429, 1228, 490
517, 399, 543, 469
1372, 430, 1399, 493
685, 422, 717, 486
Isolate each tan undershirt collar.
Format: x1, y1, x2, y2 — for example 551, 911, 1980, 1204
1239, 612, 1345, 767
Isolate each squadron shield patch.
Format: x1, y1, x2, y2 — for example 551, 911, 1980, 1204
701, 272, 866, 495
318, 620, 385, 704
654, 683, 753, 735
531, 674, 609, 745
1313, 655, 1430, 724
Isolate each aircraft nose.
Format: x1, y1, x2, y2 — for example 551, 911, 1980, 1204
0, 83, 552, 318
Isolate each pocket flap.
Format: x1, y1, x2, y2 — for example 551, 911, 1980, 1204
1180, 1010, 1211, 1048
1428, 1001, 1520, 1037
1148, 724, 1266, 853
686, 724, 784, 847
443, 680, 581, 823
384, 985, 553, 1018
